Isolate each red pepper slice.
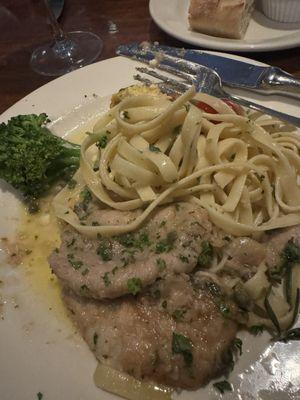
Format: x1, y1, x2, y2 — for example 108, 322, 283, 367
222, 99, 244, 116
195, 101, 218, 114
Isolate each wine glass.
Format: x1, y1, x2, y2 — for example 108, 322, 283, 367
30, 0, 103, 76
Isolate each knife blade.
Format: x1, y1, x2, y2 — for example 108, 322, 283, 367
49, 0, 64, 20
117, 43, 300, 99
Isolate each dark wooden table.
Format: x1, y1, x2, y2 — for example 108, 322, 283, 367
1, 0, 299, 114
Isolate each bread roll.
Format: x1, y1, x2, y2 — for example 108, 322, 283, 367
188, 0, 254, 39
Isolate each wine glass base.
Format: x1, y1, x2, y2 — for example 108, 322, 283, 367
30, 31, 103, 76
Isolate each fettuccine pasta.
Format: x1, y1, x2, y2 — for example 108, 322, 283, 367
53, 86, 300, 238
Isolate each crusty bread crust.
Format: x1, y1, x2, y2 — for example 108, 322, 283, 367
188, 0, 254, 39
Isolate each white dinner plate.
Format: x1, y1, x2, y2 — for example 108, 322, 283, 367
0, 55, 300, 400
149, 0, 300, 52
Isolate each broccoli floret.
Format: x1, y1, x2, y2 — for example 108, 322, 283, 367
0, 113, 81, 211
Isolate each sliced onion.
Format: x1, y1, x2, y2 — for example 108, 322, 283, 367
94, 363, 172, 400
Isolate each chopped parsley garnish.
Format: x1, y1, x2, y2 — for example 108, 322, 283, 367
184, 104, 190, 112
206, 281, 221, 297
173, 124, 182, 135
80, 188, 92, 203
37, 393, 43, 400
96, 134, 108, 149
269, 239, 300, 304
127, 277, 142, 295
137, 231, 151, 249
179, 254, 189, 263
219, 302, 230, 317
74, 187, 92, 219
81, 268, 89, 276
66, 238, 76, 247
197, 241, 213, 267
155, 231, 177, 253
159, 220, 166, 228
156, 258, 166, 271
117, 231, 150, 251
254, 172, 265, 182
279, 327, 300, 342
172, 332, 193, 366
112, 266, 119, 275
67, 254, 83, 270
117, 233, 135, 247
172, 309, 186, 321
123, 111, 130, 120
249, 325, 264, 336
232, 338, 243, 356
93, 332, 98, 346
280, 239, 300, 268
151, 289, 161, 299
175, 203, 181, 211
149, 144, 161, 153
213, 380, 232, 394
97, 240, 112, 261
80, 284, 89, 292
67, 178, 77, 189
162, 300, 167, 309
102, 272, 111, 287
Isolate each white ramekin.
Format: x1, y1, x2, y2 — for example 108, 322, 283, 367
261, 0, 300, 23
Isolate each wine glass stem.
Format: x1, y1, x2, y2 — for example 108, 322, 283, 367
43, 0, 66, 42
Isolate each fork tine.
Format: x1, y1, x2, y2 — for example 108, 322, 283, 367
133, 74, 183, 96
155, 52, 199, 76
135, 67, 190, 92
118, 45, 199, 78
143, 62, 195, 85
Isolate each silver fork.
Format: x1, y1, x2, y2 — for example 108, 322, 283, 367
132, 55, 300, 128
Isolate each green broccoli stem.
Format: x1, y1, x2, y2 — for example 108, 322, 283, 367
0, 113, 83, 213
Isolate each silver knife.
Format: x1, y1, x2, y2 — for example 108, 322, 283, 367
48, 0, 64, 20
117, 43, 300, 99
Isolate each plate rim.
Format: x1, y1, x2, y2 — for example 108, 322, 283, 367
149, 0, 300, 52
0, 54, 300, 400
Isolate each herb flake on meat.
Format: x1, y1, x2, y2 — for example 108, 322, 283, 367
67, 254, 83, 270
270, 239, 300, 283
249, 325, 264, 336
97, 240, 112, 262
156, 258, 166, 271
197, 241, 213, 267
219, 302, 230, 317
102, 272, 111, 287
93, 332, 98, 346
117, 231, 151, 251
155, 231, 177, 253
179, 254, 189, 263
172, 332, 193, 366
127, 277, 142, 295
172, 309, 186, 321
81, 268, 89, 276
232, 338, 243, 355
213, 380, 232, 394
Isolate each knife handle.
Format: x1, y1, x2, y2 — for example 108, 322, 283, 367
260, 67, 300, 98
